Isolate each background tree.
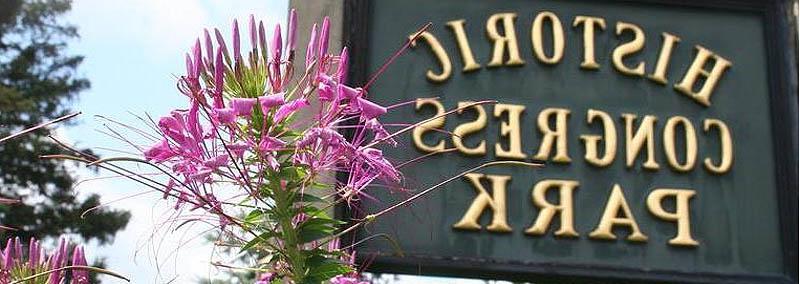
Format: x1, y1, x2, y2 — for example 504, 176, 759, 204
0, 0, 129, 244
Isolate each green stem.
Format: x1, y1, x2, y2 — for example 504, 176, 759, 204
273, 184, 305, 282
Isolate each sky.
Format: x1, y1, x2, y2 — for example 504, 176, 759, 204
63, 0, 287, 282
60, 1, 499, 283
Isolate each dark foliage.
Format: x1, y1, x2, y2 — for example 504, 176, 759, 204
0, 0, 130, 244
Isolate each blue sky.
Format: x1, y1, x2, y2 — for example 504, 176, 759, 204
64, 1, 289, 282
62, 1, 496, 283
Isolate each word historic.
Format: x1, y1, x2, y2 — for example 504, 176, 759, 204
409, 11, 732, 107
409, 11, 736, 248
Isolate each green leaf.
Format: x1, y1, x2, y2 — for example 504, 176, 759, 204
291, 193, 326, 204
244, 210, 264, 224
241, 231, 277, 253
306, 259, 353, 283
297, 218, 342, 243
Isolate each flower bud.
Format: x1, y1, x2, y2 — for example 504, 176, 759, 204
232, 19, 241, 64
287, 9, 298, 51
305, 23, 318, 69
318, 17, 330, 60
337, 47, 349, 83
204, 29, 214, 65
272, 24, 282, 64
214, 28, 230, 64
248, 14, 258, 53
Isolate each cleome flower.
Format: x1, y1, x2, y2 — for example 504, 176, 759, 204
73, 8, 511, 284
0, 237, 90, 284
141, 9, 403, 225
25, 6, 528, 284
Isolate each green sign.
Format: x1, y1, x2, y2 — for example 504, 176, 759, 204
346, 0, 797, 283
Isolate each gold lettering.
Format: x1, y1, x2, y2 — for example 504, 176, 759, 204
409, 32, 452, 82
494, 104, 527, 159
623, 114, 659, 170
486, 13, 525, 67
612, 22, 646, 76
589, 184, 648, 242
572, 16, 606, 69
703, 119, 734, 174
534, 108, 572, 163
452, 101, 487, 156
446, 19, 481, 72
674, 46, 732, 107
531, 11, 565, 64
581, 109, 617, 167
412, 99, 446, 152
648, 33, 681, 84
647, 189, 698, 246
663, 116, 698, 172
453, 173, 513, 232
525, 179, 579, 237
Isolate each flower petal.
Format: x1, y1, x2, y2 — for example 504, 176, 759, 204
274, 98, 308, 122
259, 93, 286, 113
357, 97, 386, 120
232, 98, 257, 116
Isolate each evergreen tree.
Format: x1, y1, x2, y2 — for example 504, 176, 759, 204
0, 0, 130, 244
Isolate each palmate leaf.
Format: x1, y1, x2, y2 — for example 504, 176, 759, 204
297, 217, 343, 243
291, 193, 325, 204
241, 231, 278, 253
304, 255, 353, 284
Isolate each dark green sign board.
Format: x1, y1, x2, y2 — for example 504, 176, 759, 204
342, 0, 797, 283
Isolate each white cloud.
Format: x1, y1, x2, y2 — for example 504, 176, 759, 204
65, 1, 289, 282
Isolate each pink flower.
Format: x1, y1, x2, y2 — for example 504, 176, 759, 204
163, 179, 176, 199
28, 238, 39, 269
204, 154, 229, 168
214, 28, 229, 61
274, 98, 309, 122
144, 139, 176, 162
365, 119, 396, 146
2, 238, 15, 268
228, 142, 251, 158
305, 23, 318, 68
360, 148, 400, 182
213, 48, 225, 108
317, 80, 336, 101
204, 29, 214, 66
318, 17, 330, 61
71, 246, 89, 284
232, 98, 257, 116
190, 168, 213, 182
356, 97, 386, 120
192, 39, 204, 77
232, 19, 241, 62
213, 107, 236, 124
330, 276, 370, 284
272, 24, 282, 64
258, 136, 286, 152
258, 93, 285, 113
249, 15, 258, 53
1, 237, 92, 284
291, 212, 308, 227
258, 21, 268, 60
337, 47, 349, 83
255, 272, 275, 284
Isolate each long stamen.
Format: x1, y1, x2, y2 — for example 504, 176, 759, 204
362, 22, 432, 91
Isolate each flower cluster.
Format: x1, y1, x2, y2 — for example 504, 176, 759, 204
142, 10, 400, 217
0, 237, 89, 284
136, 10, 402, 283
